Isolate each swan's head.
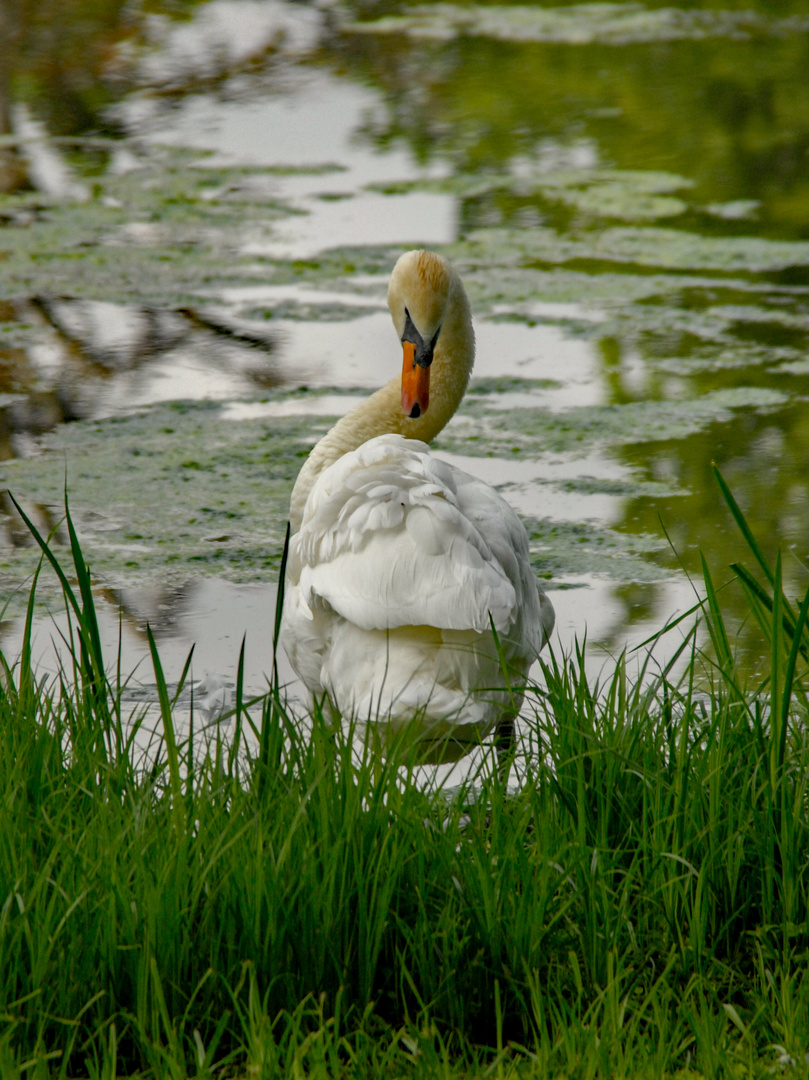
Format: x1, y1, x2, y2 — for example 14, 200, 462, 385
388, 250, 455, 420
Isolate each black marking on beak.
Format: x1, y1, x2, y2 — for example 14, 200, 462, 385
402, 307, 441, 368
409, 403, 421, 418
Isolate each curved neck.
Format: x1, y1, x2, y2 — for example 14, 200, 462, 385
289, 276, 474, 531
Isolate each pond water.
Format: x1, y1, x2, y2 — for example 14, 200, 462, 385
1, 0, 808, 732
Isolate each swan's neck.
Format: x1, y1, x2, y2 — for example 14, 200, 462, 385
289, 281, 474, 531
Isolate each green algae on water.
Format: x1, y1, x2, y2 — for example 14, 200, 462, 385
441, 386, 789, 459
0, 401, 316, 609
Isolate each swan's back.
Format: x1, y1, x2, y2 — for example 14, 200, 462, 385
283, 434, 554, 739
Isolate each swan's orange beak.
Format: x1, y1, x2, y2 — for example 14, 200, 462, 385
401, 340, 430, 418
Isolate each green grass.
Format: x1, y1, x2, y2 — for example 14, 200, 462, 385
1, 473, 809, 1079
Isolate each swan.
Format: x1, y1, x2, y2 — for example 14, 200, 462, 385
281, 249, 554, 758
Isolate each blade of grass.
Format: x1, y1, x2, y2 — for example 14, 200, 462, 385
770, 553, 783, 786
8, 489, 110, 727
229, 635, 247, 779
272, 523, 291, 691
634, 513, 721, 654
171, 645, 196, 709
18, 558, 43, 715
779, 583, 809, 772
631, 598, 704, 653
260, 523, 291, 790
146, 623, 184, 832
62, 483, 106, 689
713, 464, 778, 592
731, 562, 809, 663
487, 614, 516, 711
700, 554, 733, 671
7, 492, 82, 621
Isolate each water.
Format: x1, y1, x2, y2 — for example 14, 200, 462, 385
1, 0, 808, 718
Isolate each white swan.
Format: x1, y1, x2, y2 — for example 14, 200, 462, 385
282, 250, 554, 756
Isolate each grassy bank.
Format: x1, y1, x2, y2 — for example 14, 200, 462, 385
1, 477, 809, 1078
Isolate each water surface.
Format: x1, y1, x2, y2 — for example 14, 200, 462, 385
1, 0, 808, 712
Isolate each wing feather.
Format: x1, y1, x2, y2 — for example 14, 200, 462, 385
288, 435, 548, 656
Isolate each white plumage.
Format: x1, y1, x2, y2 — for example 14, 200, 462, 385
282, 250, 553, 755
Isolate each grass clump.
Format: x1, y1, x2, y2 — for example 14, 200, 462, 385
1, 474, 809, 1078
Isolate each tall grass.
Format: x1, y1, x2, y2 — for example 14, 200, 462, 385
1, 472, 808, 1078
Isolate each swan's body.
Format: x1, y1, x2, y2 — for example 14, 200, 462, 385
282, 250, 554, 753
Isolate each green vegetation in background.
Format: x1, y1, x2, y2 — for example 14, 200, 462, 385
2, 478, 809, 1076
0, 0, 206, 141
339, 10, 809, 239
